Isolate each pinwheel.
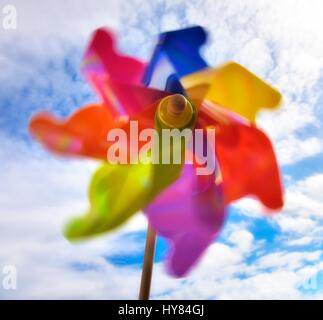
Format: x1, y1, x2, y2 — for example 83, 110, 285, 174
29, 26, 284, 299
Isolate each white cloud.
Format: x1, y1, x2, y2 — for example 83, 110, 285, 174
228, 230, 254, 253
286, 237, 314, 247
255, 251, 321, 270
233, 198, 264, 218
0, 0, 120, 43
284, 174, 323, 220
233, 38, 274, 76
275, 216, 317, 234
275, 135, 323, 166
0, 0, 120, 82
151, 242, 323, 300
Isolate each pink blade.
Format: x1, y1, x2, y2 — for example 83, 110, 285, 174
82, 28, 168, 117
145, 164, 226, 277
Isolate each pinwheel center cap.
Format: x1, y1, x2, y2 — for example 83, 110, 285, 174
157, 94, 195, 129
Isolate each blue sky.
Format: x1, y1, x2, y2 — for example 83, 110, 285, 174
0, 0, 323, 299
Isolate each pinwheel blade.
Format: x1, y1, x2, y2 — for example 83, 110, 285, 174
83, 28, 168, 117
143, 26, 208, 91
182, 62, 282, 122
198, 102, 284, 210
145, 164, 226, 277
29, 104, 115, 159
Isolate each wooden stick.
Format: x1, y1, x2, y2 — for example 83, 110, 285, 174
139, 223, 157, 300
138, 95, 188, 300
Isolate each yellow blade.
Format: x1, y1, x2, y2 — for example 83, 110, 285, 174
181, 62, 282, 122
